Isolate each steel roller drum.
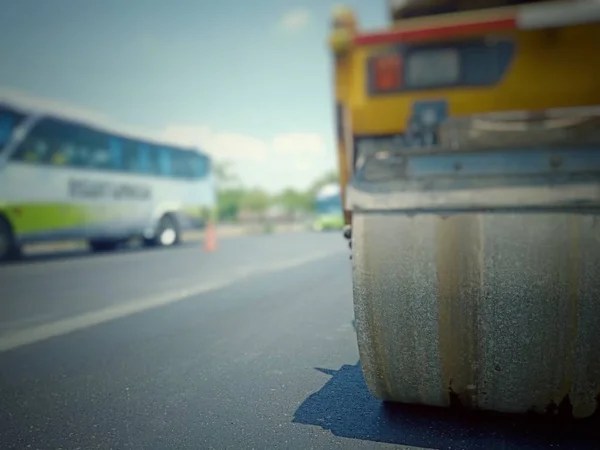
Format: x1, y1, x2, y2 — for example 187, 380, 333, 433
348, 109, 600, 417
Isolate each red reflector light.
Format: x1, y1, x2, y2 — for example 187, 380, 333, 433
373, 54, 402, 91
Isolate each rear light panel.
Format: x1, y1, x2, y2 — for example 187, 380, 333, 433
371, 53, 403, 92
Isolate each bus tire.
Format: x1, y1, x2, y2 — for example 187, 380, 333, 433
144, 214, 181, 248
89, 239, 119, 253
0, 216, 21, 262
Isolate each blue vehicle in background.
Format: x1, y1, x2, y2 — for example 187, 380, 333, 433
313, 184, 344, 231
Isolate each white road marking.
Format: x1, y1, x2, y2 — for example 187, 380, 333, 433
0, 312, 59, 333
0, 249, 342, 353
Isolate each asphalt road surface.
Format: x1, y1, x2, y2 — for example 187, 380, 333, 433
0, 233, 598, 450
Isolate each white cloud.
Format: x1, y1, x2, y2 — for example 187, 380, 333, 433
162, 125, 327, 164
161, 125, 334, 192
0, 88, 336, 192
277, 8, 311, 32
272, 132, 325, 155
161, 125, 268, 162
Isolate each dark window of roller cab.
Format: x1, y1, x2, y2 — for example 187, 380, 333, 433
367, 38, 515, 95
0, 106, 26, 152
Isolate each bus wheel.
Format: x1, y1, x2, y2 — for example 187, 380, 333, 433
88, 239, 119, 253
145, 214, 180, 248
0, 217, 21, 262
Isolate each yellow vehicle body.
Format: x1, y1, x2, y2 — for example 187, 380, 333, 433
351, 25, 600, 134
330, 1, 600, 418
333, 4, 600, 224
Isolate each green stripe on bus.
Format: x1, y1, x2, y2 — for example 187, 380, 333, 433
0, 202, 208, 234
0, 203, 92, 233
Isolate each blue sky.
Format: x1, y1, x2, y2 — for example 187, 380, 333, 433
0, 0, 387, 193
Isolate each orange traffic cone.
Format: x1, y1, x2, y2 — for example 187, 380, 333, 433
204, 221, 217, 252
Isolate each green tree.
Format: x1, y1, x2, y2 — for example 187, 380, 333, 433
214, 161, 244, 222
217, 188, 245, 222
276, 188, 312, 214
241, 188, 271, 215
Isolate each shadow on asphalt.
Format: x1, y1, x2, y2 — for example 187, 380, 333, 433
293, 362, 600, 450
294, 321, 600, 450
4, 241, 202, 266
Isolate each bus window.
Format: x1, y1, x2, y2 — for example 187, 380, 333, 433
171, 149, 183, 178
53, 141, 76, 166
71, 144, 90, 168
120, 138, 140, 173
171, 149, 194, 179
0, 107, 26, 150
158, 146, 171, 177
33, 140, 50, 163
82, 129, 112, 170
49, 141, 69, 166
11, 118, 61, 163
180, 152, 195, 179
140, 144, 161, 176
108, 137, 123, 171
12, 137, 45, 163
138, 143, 149, 173
48, 120, 90, 167
20, 119, 93, 168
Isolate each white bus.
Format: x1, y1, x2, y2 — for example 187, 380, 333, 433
0, 101, 216, 261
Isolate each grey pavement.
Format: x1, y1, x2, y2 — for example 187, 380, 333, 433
0, 233, 597, 449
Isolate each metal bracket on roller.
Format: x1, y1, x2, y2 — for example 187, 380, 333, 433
343, 224, 352, 259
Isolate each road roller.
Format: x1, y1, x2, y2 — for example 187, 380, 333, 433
330, 0, 600, 418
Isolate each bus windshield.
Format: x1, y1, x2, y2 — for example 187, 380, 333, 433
0, 106, 26, 151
